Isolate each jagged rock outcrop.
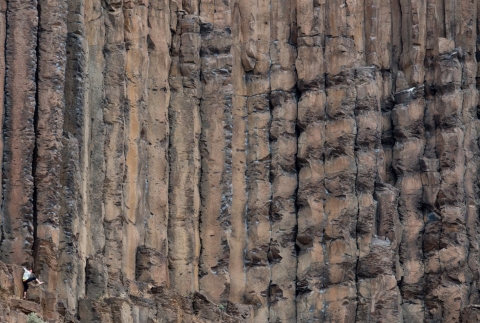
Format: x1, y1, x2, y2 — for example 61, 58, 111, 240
1, 0, 480, 322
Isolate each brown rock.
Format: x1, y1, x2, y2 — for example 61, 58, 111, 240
1, 0, 38, 266
0, 0, 480, 322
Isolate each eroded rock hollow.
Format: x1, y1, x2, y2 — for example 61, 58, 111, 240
0, 0, 480, 322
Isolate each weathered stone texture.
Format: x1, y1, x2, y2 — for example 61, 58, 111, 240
168, 4, 202, 297
144, 0, 170, 287
35, 1, 68, 321
1, 0, 38, 266
1, 0, 480, 322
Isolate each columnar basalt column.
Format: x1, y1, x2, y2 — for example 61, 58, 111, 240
228, 0, 248, 305
34, 0, 67, 319
59, 0, 87, 315
268, 1, 298, 321
355, 1, 402, 320
319, 0, 362, 320
239, 1, 272, 321
83, 0, 107, 300
392, 0, 427, 320
244, 93, 271, 321
198, 0, 234, 304
103, 0, 126, 296
0, 0, 38, 266
295, 1, 327, 321
269, 91, 297, 322
142, 0, 171, 287
122, 0, 149, 284
168, 3, 202, 296
422, 1, 476, 317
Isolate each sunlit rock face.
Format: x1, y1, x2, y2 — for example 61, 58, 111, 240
0, 0, 480, 322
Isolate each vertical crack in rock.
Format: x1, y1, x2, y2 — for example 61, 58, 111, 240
31, 0, 41, 271
0, 0, 6, 253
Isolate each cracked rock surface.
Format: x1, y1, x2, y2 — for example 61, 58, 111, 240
1, 0, 480, 322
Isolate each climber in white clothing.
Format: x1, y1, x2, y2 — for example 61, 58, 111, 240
22, 267, 44, 299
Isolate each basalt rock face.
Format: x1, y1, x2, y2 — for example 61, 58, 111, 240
1, 0, 480, 322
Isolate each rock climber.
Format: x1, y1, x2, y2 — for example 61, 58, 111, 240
22, 267, 44, 299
